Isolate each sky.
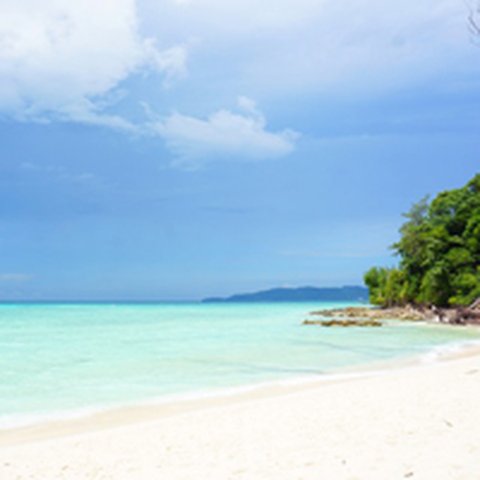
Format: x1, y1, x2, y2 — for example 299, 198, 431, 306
0, 0, 479, 300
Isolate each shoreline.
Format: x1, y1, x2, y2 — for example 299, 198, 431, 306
2, 336, 480, 448
2, 303, 478, 439
2, 342, 480, 479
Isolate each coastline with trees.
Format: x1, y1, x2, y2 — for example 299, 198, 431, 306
307, 174, 480, 327
365, 174, 480, 324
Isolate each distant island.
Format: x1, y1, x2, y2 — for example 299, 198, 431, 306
202, 286, 368, 303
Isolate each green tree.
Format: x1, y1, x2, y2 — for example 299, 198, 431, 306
365, 174, 480, 307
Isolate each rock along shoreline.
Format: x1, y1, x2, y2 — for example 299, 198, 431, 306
303, 300, 480, 327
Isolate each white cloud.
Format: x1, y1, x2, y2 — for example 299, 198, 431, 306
0, 0, 476, 167
143, 0, 476, 96
0, 0, 187, 126
149, 97, 299, 168
1, 0, 476, 119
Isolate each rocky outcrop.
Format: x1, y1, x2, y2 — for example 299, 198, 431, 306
307, 303, 480, 327
309, 306, 430, 322
303, 318, 382, 327
432, 306, 480, 326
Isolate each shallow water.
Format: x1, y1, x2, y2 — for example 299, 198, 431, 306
0, 301, 478, 426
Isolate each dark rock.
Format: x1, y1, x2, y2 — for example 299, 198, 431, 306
435, 307, 480, 326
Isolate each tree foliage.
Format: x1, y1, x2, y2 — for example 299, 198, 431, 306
364, 174, 480, 307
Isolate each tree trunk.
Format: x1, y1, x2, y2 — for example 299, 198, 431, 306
470, 297, 480, 310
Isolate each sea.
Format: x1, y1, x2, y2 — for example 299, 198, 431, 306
1, 301, 479, 428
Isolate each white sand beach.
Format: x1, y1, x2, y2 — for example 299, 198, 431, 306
1, 350, 480, 480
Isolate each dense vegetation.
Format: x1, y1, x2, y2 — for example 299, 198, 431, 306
364, 174, 480, 307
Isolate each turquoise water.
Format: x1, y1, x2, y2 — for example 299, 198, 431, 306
0, 302, 479, 426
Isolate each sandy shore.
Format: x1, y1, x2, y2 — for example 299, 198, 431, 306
1, 349, 480, 480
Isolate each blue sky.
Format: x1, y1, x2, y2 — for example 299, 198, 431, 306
0, 0, 479, 300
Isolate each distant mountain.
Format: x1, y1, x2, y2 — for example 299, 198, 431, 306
202, 286, 369, 303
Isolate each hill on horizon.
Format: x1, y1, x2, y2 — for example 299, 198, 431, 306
202, 285, 368, 303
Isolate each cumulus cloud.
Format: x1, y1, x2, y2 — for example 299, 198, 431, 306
0, 0, 187, 127
1, 0, 474, 167
1, 0, 475, 122
148, 97, 299, 168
